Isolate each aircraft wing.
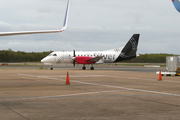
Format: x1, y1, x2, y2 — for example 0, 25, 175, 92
0, 30, 62, 36
0, 0, 70, 36
87, 56, 104, 62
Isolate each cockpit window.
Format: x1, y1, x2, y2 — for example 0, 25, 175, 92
48, 53, 57, 56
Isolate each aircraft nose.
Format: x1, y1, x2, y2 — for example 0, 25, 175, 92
41, 57, 49, 63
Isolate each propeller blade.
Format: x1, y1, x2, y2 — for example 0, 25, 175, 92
73, 50, 76, 67
73, 50, 75, 57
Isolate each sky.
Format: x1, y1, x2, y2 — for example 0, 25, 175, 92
0, 0, 179, 54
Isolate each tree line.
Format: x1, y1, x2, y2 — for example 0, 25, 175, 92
0, 49, 51, 62
125, 53, 179, 63
0, 49, 179, 63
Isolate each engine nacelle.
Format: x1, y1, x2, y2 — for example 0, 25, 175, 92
75, 56, 96, 64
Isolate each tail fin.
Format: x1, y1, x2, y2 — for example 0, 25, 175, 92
114, 34, 140, 62
172, 0, 180, 12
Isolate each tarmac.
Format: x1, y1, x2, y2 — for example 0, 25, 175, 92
0, 66, 180, 120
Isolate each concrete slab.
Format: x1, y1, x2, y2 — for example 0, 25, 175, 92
0, 68, 180, 120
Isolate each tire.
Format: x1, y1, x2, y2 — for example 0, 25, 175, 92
82, 67, 86, 70
90, 67, 94, 70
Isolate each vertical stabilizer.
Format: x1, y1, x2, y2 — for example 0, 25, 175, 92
114, 34, 140, 62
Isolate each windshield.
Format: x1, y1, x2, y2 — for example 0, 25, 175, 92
48, 53, 57, 57
48, 54, 53, 56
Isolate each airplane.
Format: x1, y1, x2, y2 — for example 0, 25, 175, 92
172, 0, 180, 12
0, 0, 70, 36
41, 34, 140, 70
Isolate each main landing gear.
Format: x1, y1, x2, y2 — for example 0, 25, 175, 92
82, 64, 94, 70
50, 65, 53, 70
90, 64, 94, 70
82, 66, 86, 70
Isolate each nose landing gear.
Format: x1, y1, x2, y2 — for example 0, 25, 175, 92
50, 65, 53, 70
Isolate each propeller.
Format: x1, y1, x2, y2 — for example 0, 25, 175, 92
73, 50, 76, 67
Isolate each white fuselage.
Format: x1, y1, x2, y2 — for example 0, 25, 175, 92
41, 48, 122, 65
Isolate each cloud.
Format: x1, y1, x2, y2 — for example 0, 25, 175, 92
0, 0, 179, 55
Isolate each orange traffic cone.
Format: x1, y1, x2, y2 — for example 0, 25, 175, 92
65, 71, 70, 85
158, 70, 162, 81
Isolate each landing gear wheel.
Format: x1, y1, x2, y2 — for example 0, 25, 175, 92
50, 65, 53, 70
90, 64, 94, 70
82, 67, 86, 70
90, 67, 94, 70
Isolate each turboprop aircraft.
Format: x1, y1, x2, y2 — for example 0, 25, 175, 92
172, 0, 180, 12
0, 0, 70, 36
41, 34, 140, 70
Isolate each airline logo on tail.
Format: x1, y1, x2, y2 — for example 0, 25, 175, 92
172, 0, 180, 12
